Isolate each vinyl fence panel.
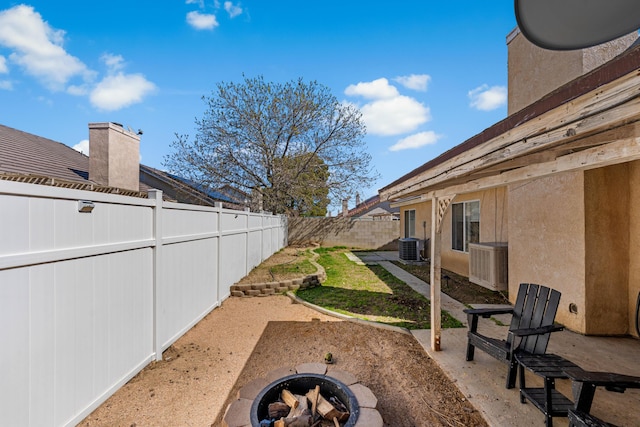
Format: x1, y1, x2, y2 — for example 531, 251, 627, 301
0, 180, 286, 426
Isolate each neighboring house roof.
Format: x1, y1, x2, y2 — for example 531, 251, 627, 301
347, 194, 399, 218
139, 164, 245, 209
0, 123, 242, 208
380, 43, 640, 201
0, 123, 92, 183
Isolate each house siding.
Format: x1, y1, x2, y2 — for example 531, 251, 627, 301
440, 189, 509, 277
507, 29, 637, 115
397, 188, 508, 277
509, 172, 586, 331
400, 202, 431, 239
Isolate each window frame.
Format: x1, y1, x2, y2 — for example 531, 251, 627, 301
451, 200, 480, 253
404, 209, 416, 238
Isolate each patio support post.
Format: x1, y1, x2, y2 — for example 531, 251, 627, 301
430, 195, 453, 351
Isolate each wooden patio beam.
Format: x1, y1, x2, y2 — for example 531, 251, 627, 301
420, 133, 640, 199
381, 69, 640, 201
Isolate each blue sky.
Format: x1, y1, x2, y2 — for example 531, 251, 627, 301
0, 1, 516, 212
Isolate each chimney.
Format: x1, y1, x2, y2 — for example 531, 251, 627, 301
355, 192, 361, 206
89, 122, 140, 192
342, 199, 348, 217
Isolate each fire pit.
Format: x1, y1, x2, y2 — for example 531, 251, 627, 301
250, 373, 359, 426
222, 363, 382, 427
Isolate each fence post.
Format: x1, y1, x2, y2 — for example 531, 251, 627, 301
148, 190, 164, 361
214, 202, 222, 306
244, 207, 250, 276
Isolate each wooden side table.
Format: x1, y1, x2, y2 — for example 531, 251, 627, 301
515, 352, 583, 427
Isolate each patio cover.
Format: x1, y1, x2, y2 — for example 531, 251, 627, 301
379, 44, 640, 350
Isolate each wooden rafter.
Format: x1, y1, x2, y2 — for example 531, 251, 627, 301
381, 69, 640, 201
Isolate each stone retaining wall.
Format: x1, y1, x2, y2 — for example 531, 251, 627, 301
230, 273, 325, 297
231, 253, 327, 297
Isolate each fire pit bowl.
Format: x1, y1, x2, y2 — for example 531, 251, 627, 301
250, 373, 360, 427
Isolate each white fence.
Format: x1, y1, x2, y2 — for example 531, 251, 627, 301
0, 180, 287, 426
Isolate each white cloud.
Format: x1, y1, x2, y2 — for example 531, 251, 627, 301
87, 52, 156, 110
101, 53, 125, 72
224, 1, 243, 18
0, 5, 155, 110
72, 139, 89, 155
393, 74, 431, 92
0, 80, 12, 90
468, 84, 507, 111
0, 5, 92, 91
67, 84, 89, 96
344, 78, 398, 100
389, 131, 441, 152
186, 11, 219, 30
185, 0, 205, 7
360, 95, 430, 136
345, 77, 432, 136
90, 73, 156, 111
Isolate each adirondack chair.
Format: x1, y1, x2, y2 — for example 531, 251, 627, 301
464, 283, 563, 389
565, 368, 640, 427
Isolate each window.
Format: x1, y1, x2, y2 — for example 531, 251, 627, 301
451, 201, 479, 252
404, 209, 416, 237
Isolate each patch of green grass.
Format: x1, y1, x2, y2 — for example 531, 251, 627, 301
296, 248, 463, 330
269, 259, 316, 276
314, 246, 347, 254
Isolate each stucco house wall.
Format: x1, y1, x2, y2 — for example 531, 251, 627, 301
507, 28, 637, 115
399, 201, 432, 239
508, 171, 586, 330
508, 165, 637, 336
399, 187, 508, 277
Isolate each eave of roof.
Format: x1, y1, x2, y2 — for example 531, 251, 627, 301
379, 43, 640, 196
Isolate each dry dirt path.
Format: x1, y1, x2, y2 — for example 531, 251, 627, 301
79, 295, 486, 427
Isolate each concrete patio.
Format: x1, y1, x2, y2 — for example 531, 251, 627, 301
353, 251, 640, 427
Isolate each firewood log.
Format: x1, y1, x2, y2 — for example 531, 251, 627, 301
309, 385, 320, 416
281, 413, 312, 427
288, 394, 309, 418
281, 389, 299, 409
304, 391, 348, 422
269, 401, 290, 419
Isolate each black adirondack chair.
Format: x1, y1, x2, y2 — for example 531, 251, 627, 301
565, 368, 640, 427
464, 283, 563, 389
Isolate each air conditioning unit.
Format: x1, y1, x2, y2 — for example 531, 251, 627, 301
469, 242, 508, 291
398, 238, 421, 262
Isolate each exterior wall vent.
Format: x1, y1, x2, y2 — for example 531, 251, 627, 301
469, 242, 508, 290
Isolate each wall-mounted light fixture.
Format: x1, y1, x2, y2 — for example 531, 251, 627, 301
78, 200, 95, 213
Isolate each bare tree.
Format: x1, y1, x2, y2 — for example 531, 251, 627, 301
164, 75, 378, 215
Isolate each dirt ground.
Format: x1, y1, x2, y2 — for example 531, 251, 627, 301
79, 249, 488, 427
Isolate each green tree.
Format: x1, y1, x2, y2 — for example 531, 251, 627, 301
164, 75, 378, 215
271, 153, 330, 216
